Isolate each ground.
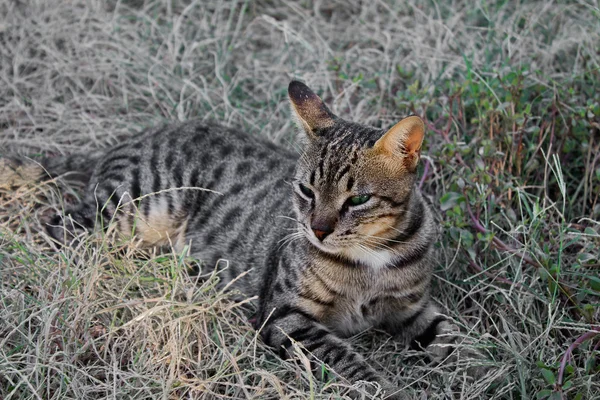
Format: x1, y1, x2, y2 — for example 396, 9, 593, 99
0, 1, 599, 399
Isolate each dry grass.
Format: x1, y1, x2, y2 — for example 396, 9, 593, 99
1, 1, 599, 399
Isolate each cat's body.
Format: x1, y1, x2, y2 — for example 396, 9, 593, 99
1, 82, 462, 399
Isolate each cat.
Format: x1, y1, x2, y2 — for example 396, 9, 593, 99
1, 81, 467, 399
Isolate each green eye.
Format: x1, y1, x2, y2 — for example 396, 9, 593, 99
349, 194, 371, 206
299, 183, 314, 198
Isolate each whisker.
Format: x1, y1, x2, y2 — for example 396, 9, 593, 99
361, 233, 409, 245
357, 243, 378, 258
276, 215, 304, 225
277, 231, 301, 244
386, 223, 422, 236
360, 238, 396, 252
277, 231, 305, 250
282, 227, 305, 231
356, 244, 388, 264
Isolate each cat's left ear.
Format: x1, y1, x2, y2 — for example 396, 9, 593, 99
288, 81, 336, 138
373, 115, 425, 171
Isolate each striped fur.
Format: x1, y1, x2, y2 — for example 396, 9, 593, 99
1, 81, 470, 398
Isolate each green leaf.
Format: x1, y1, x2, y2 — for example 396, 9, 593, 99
585, 356, 596, 373
408, 80, 420, 94
439, 192, 465, 211
467, 248, 477, 260
541, 368, 556, 384
578, 253, 597, 264
548, 279, 558, 295
549, 392, 562, 400
565, 364, 575, 375
461, 229, 475, 247
536, 390, 552, 399
589, 277, 600, 292
562, 380, 573, 390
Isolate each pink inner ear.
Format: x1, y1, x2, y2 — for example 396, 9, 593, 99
376, 116, 425, 157
404, 129, 424, 154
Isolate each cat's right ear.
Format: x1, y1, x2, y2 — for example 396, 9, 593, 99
373, 115, 425, 172
288, 81, 335, 138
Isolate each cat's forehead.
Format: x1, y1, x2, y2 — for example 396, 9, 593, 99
301, 121, 384, 166
315, 120, 384, 148
298, 121, 385, 188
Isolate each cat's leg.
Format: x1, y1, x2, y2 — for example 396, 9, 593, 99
259, 302, 406, 400
46, 203, 100, 245
45, 173, 137, 246
46, 182, 122, 245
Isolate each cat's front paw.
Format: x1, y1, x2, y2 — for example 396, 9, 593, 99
46, 213, 89, 246
426, 320, 493, 381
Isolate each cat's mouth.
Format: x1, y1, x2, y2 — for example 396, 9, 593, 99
305, 231, 396, 268
305, 231, 343, 254
305, 231, 359, 254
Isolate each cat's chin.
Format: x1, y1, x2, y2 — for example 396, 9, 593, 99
306, 236, 339, 254
307, 237, 396, 270
338, 245, 397, 269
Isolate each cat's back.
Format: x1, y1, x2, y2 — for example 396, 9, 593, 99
102, 120, 295, 176
82, 120, 298, 255
92, 119, 297, 194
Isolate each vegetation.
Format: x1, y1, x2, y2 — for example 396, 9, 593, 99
1, 1, 598, 399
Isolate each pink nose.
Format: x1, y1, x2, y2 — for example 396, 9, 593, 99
312, 227, 332, 241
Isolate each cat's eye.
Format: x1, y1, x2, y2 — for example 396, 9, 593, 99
298, 183, 314, 198
348, 194, 371, 206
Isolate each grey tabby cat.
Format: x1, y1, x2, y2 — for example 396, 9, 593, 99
1, 81, 461, 399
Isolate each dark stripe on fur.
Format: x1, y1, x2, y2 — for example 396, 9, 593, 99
388, 199, 424, 243
389, 242, 431, 269
401, 301, 428, 328
299, 290, 334, 307
307, 265, 345, 296
411, 315, 446, 350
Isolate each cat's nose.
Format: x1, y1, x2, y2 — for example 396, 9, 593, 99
311, 213, 336, 242
311, 225, 334, 241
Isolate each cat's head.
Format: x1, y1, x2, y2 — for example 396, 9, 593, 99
288, 80, 425, 265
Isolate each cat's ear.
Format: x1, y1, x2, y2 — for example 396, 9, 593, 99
288, 81, 336, 137
373, 115, 425, 171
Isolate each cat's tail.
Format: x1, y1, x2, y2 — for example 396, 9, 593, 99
0, 150, 106, 189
